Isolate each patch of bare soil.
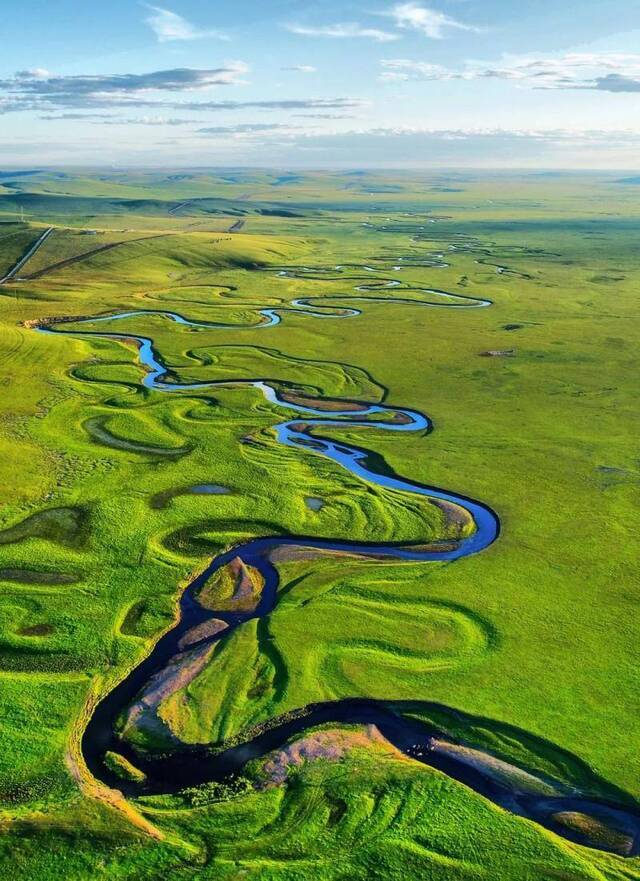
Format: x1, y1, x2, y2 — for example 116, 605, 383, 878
280, 390, 369, 412
178, 618, 228, 650
430, 498, 473, 536
261, 725, 405, 786
121, 642, 216, 737
430, 739, 561, 797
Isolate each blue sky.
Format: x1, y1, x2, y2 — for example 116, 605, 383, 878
2, 0, 640, 167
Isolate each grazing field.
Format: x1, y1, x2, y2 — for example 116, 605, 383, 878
0, 170, 638, 880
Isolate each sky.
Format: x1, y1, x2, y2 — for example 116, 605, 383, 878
2, 0, 640, 168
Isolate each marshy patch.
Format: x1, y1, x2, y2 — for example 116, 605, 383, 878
479, 349, 516, 358
151, 484, 232, 510
0, 568, 77, 584
0, 506, 89, 549
120, 600, 148, 636
18, 623, 54, 637
305, 496, 324, 512
550, 809, 635, 857
588, 274, 625, 284
596, 465, 639, 489
120, 599, 173, 638
0, 645, 85, 673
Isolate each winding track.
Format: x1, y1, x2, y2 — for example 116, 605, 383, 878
31, 263, 640, 857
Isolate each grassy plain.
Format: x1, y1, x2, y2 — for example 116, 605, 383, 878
0, 169, 637, 879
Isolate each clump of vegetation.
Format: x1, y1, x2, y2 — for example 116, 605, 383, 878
103, 750, 147, 784
180, 775, 254, 807
196, 555, 264, 612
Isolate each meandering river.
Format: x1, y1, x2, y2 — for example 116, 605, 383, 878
33, 264, 640, 857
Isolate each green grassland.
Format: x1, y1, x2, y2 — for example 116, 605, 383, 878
0, 170, 637, 880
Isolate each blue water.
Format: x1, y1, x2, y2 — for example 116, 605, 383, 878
38, 267, 498, 561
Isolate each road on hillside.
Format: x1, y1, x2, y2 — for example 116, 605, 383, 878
168, 201, 192, 215
0, 226, 54, 284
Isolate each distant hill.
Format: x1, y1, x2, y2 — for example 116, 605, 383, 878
0, 169, 43, 179
0, 191, 307, 219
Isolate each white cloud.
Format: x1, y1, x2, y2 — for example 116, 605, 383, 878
144, 5, 228, 42
40, 113, 198, 125
293, 113, 357, 119
0, 65, 251, 112
16, 68, 52, 80
281, 65, 318, 73
380, 60, 448, 82
341, 126, 640, 142
277, 126, 640, 168
197, 123, 299, 137
285, 22, 398, 43
380, 53, 640, 91
387, 3, 481, 39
